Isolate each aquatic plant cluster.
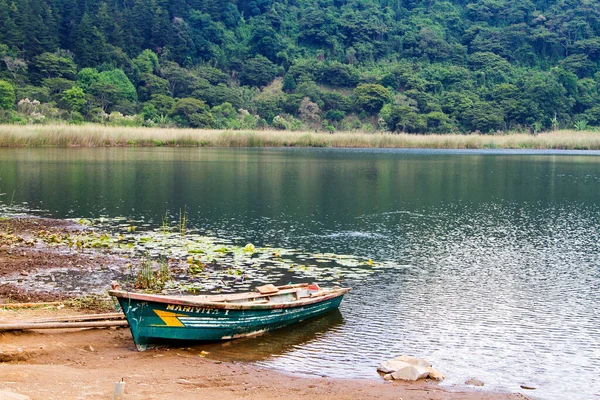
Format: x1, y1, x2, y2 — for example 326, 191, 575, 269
81, 216, 382, 294
0, 206, 385, 295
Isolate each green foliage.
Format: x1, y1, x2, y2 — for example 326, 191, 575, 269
239, 56, 278, 87
574, 119, 589, 131
195, 65, 229, 85
255, 93, 283, 123
282, 74, 296, 93
132, 49, 159, 76
97, 69, 137, 102
1, 0, 600, 131
61, 86, 87, 113
211, 102, 240, 129
137, 73, 170, 102
353, 84, 392, 115
135, 258, 171, 292
32, 52, 77, 82
325, 110, 345, 122
379, 103, 427, 133
0, 80, 15, 109
76, 68, 100, 91
319, 62, 359, 88
463, 102, 506, 133
170, 97, 213, 128
147, 95, 175, 116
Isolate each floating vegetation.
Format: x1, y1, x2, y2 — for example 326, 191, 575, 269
0, 208, 394, 296
73, 216, 388, 293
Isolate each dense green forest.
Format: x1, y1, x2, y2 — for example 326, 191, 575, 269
0, 0, 599, 133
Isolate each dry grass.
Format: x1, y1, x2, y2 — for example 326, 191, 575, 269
1, 124, 600, 149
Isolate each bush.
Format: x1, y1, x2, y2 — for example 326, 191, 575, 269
325, 110, 345, 122
69, 111, 85, 124
0, 80, 16, 110
239, 56, 278, 87
353, 84, 392, 115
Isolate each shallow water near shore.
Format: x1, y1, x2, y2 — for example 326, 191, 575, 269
1, 147, 599, 400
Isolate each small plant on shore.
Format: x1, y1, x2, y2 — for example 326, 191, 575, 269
161, 211, 170, 235
67, 295, 114, 312
574, 119, 588, 131
531, 121, 543, 134
551, 113, 559, 131
178, 206, 188, 236
134, 258, 171, 291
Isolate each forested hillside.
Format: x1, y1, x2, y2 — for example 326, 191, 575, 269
0, 0, 599, 133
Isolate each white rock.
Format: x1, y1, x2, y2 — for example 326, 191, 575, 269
426, 367, 446, 381
0, 391, 31, 400
377, 360, 411, 374
465, 378, 484, 386
393, 355, 431, 367
391, 365, 430, 381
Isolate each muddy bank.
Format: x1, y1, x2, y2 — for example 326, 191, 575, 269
0, 307, 529, 400
0, 217, 131, 303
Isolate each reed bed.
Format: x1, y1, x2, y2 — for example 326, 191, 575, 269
0, 124, 600, 150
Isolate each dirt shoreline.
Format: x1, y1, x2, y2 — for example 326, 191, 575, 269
0, 216, 527, 399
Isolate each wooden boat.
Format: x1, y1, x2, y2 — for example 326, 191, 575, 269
109, 282, 351, 350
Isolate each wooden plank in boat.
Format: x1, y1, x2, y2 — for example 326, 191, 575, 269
255, 284, 279, 294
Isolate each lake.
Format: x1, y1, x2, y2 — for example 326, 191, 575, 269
0, 147, 599, 400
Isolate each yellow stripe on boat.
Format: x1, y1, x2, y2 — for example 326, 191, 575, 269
153, 309, 185, 327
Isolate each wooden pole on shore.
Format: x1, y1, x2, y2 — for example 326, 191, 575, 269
0, 302, 64, 309
0, 320, 129, 331
29, 313, 125, 323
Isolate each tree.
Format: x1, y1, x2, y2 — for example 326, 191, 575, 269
147, 95, 175, 116
463, 102, 506, 132
160, 61, 197, 98
239, 56, 278, 87
43, 78, 76, 102
211, 102, 240, 129
137, 73, 170, 102
379, 103, 427, 133
0, 79, 15, 109
320, 62, 359, 88
72, 13, 108, 67
87, 69, 137, 112
298, 97, 321, 127
61, 86, 87, 113
97, 69, 137, 102
132, 49, 159, 78
559, 54, 596, 78
425, 111, 455, 133
76, 68, 100, 91
170, 97, 213, 128
2, 55, 27, 83
32, 52, 77, 82
282, 74, 296, 93
353, 84, 392, 115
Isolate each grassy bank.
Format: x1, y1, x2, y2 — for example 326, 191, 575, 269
1, 124, 600, 149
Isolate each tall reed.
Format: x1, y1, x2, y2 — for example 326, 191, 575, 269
1, 124, 600, 150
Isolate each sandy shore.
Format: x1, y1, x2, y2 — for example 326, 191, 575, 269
0, 217, 528, 400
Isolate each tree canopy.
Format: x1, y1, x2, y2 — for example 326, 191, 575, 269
0, 0, 599, 132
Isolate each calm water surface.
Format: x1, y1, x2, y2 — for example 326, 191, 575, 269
0, 148, 599, 400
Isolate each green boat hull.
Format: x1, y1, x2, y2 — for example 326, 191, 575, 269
115, 295, 345, 350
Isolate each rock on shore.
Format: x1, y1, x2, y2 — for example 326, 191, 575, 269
378, 356, 445, 382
